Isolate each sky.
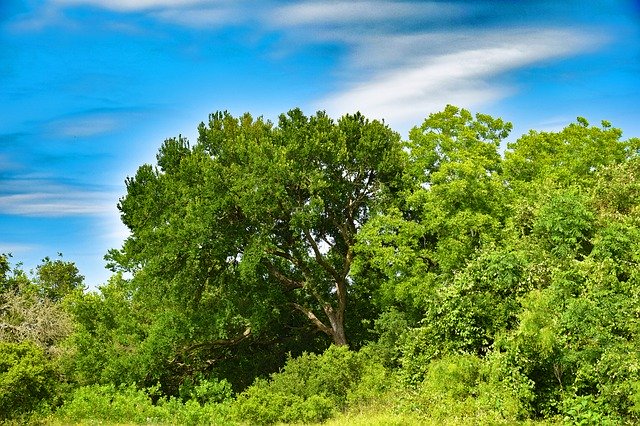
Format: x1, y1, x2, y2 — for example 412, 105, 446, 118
1, 0, 639, 287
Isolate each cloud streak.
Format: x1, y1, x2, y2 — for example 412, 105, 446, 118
0, 174, 118, 217
256, 2, 603, 129
18, 1, 606, 132
51, 0, 209, 12
0, 243, 38, 255
271, 1, 467, 27
318, 29, 600, 127
0, 191, 115, 217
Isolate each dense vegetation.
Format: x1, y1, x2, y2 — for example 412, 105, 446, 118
2, 105, 639, 424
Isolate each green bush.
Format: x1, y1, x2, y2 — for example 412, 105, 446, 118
475, 351, 535, 421
232, 345, 376, 424
233, 379, 334, 425
160, 397, 234, 426
409, 353, 535, 424
179, 374, 233, 405
53, 384, 166, 423
560, 395, 620, 426
0, 341, 58, 420
53, 383, 234, 425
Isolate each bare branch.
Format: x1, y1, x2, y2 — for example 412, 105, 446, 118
291, 303, 333, 337
303, 229, 341, 283
261, 259, 303, 290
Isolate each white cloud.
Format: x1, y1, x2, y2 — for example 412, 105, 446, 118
271, 1, 466, 27
44, 109, 149, 138
52, 115, 121, 138
0, 176, 118, 217
313, 28, 600, 131
0, 191, 115, 216
32, 0, 247, 30
29, 0, 606, 133
151, 6, 238, 27
290, 17, 595, 127
51, 0, 209, 12
7, 4, 77, 32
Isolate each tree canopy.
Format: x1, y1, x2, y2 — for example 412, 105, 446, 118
3, 106, 640, 424
105, 109, 405, 390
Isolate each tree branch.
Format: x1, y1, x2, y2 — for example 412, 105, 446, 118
180, 327, 252, 354
291, 303, 333, 337
303, 229, 341, 283
261, 259, 303, 290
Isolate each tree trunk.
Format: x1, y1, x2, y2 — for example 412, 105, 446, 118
325, 300, 348, 346
330, 318, 348, 346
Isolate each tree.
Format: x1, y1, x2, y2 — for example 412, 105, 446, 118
503, 117, 639, 190
108, 109, 405, 354
355, 106, 512, 318
0, 255, 77, 355
34, 255, 85, 302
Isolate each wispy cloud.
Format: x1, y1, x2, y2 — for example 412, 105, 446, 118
271, 1, 467, 27
43, 108, 150, 139
10, 0, 240, 31
19, 0, 608, 130
49, 115, 121, 138
0, 191, 115, 217
6, 3, 75, 32
317, 29, 600, 128
51, 0, 209, 12
0, 174, 118, 217
150, 5, 240, 28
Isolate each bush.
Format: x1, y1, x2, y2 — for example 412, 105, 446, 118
410, 352, 534, 424
0, 341, 58, 420
179, 374, 233, 405
53, 384, 166, 424
232, 345, 376, 424
417, 353, 481, 420
53, 383, 234, 425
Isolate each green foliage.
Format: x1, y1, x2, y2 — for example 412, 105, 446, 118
109, 108, 405, 350
61, 274, 149, 386
54, 384, 165, 424
233, 345, 378, 424
0, 341, 58, 420
34, 255, 85, 302
0, 254, 30, 294
532, 188, 595, 259
53, 384, 234, 425
179, 374, 233, 405
503, 117, 635, 189
5, 107, 640, 425
355, 106, 512, 333
355, 109, 640, 423
409, 353, 534, 424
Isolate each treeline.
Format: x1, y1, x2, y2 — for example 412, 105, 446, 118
2, 105, 639, 424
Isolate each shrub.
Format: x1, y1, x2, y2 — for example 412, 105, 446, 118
411, 352, 534, 424
0, 341, 58, 420
54, 383, 234, 425
53, 384, 166, 424
179, 374, 233, 405
232, 345, 376, 424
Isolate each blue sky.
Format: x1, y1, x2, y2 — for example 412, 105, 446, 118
1, 0, 639, 287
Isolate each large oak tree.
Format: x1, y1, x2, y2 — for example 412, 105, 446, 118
108, 109, 404, 349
